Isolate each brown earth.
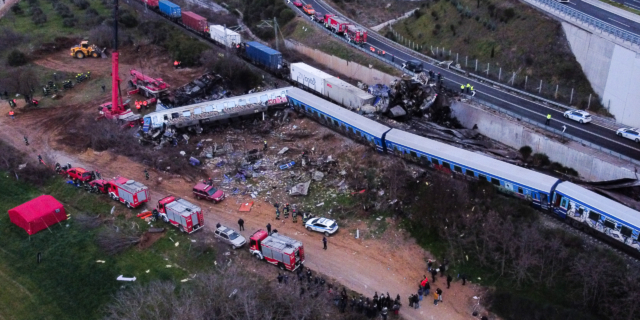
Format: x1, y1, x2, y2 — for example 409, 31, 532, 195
0, 51, 495, 320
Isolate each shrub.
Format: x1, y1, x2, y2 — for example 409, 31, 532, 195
63, 17, 78, 27
532, 153, 550, 167
279, 8, 295, 25
11, 4, 24, 15
32, 12, 47, 25
550, 162, 579, 176
29, 6, 43, 16
27, 0, 39, 6
414, 9, 423, 19
72, 0, 90, 10
504, 8, 516, 21
7, 50, 28, 67
519, 146, 532, 160
119, 12, 138, 28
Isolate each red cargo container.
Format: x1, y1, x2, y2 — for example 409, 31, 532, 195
345, 25, 367, 45
181, 11, 208, 34
141, 0, 159, 8
327, 16, 349, 34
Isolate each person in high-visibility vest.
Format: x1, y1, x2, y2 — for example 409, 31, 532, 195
466, 84, 471, 94
471, 86, 476, 97
460, 84, 465, 93
174, 60, 180, 69
143, 100, 148, 108
8, 110, 14, 120
545, 114, 552, 125
135, 101, 141, 110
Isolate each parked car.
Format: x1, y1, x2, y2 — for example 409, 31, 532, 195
292, 1, 303, 7
616, 128, 640, 143
192, 182, 225, 203
563, 109, 592, 124
214, 225, 246, 249
86, 179, 109, 193
305, 217, 339, 236
402, 60, 423, 73
66, 167, 94, 182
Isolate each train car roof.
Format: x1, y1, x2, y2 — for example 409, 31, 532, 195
146, 87, 291, 119
287, 87, 390, 138
246, 41, 281, 55
385, 129, 559, 192
555, 181, 640, 228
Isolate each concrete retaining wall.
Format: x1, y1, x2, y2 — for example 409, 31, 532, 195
563, 22, 640, 128
451, 100, 636, 181
284, 40, 398, 85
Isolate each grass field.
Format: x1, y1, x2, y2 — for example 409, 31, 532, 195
0, 174, 216, 320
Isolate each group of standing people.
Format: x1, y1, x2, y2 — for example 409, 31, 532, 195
341, 291, 402, 319
410, 259, 469, 308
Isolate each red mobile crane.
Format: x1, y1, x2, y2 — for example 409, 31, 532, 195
98, 0, 140, 123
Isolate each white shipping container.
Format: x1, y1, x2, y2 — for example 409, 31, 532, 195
290, 63, 333, 95
323, 77, 374, 110
209, 25, 242, 48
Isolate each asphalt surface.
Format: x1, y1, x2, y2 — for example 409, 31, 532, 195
564, 0, 640, 33
291, 0, 640, 161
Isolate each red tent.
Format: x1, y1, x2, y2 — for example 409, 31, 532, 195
8, 195, 67, 235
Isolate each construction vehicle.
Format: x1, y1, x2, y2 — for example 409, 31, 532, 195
249, 229, 305, 271
70, 40, 105, 59
128, 69, 169, 98
98, 0, 140, 123
107, 176, 149, 209
154, 196, 204, 233
303, 4, 315, 15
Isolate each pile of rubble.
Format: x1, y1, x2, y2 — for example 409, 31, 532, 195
162, 72, 230, 108
366, 73, 438, 119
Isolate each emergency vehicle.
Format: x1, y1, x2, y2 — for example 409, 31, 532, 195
65, 167, 94, 183
107, 177, 149, 208
192, 182, 225, 203
249, 230, 304, 271
155, 196, 204, 233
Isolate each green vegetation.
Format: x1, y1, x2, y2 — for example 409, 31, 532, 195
391, 0, 604, 113
0, 145, 216, 319
598, 0, 640, 16
241, 0, 296, 40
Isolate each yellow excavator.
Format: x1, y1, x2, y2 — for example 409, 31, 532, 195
70, 40, 106, 59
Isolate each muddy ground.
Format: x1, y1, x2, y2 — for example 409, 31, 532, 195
0, 49, 495, 320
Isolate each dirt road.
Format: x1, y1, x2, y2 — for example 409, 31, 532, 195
0, 73, 492, 320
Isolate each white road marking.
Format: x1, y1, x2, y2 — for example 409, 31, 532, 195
625, 2, 640, 10
608, 18, 631, 28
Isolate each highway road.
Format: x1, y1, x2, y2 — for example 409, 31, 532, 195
290, 0, 640, 162
564, 0, 640, 33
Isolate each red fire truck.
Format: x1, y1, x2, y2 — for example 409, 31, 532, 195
107, 177, 149, 209
345, 25, 367, 45
249, 230, 304, 271
155, 196, 204, 233
327, 16, 349, 34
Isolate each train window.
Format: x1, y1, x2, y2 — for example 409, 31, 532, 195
205, 106, 213, 112
465, 169, 474, 177
171, 113, 180, 119
249, 97, 258, 104
560, 198, 568, 208
410, 150, 418, 158
453, 165, 462, 173
588, 212, 600, 221
238, 99, 246, 106
223, 102, 228, 108
355, 130, 360, 137
315, 111, 320, 118
578, 207, 584, 215
228, 101, 236, 108
518, 187, 523, 194
621, 226, 633, 237
604, 219, 616, 229
194, 108, 202, 115
333, 119, 339, 127
163, 115, 168, 121
479, 174, 487, 181
490, 178, 500, 186
431, 158, 439, 165
442, 161, 450, 169
183, 111, 191, 117
260, 94, 268, 102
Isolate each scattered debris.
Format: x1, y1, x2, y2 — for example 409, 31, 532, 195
312, 171, 325, 181
289, 181, 311, 196
278, 147, 289, 155
239, 202, 254, 211
116, 275, 136, 281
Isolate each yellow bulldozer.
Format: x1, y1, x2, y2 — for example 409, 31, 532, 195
70, 40, 106, 59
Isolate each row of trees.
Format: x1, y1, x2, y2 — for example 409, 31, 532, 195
402, 173, 640, 320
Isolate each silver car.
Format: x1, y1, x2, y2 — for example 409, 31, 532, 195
214, 226, 246, 249
305, 217, 339, 236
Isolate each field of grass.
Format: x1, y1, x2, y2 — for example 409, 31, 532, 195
0, 174, 216, 320
390, 0, 604, 112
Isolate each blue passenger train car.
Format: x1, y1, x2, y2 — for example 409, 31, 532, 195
286, 87, 390, 152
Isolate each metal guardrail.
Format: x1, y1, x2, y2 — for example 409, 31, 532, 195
469, 97, 640, 167
527, 0, 640, 45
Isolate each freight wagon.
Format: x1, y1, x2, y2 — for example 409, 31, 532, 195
158, 0, 181, 19
209, 25, 241, 48
181, 11, 208, 34
290, 63, 333, 95
323, 76, 374, 110
241, 41, 283, 71
141, 0, 159, 8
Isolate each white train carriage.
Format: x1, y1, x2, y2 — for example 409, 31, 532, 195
384, 129, 561, 208
142, 88, 291, 132
286, 87, 391, 152
553, 182, 640, 250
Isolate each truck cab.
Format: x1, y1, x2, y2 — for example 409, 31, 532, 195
249, 230, 304, 271
193, 182, 225, 203
157, 196, 204, 233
